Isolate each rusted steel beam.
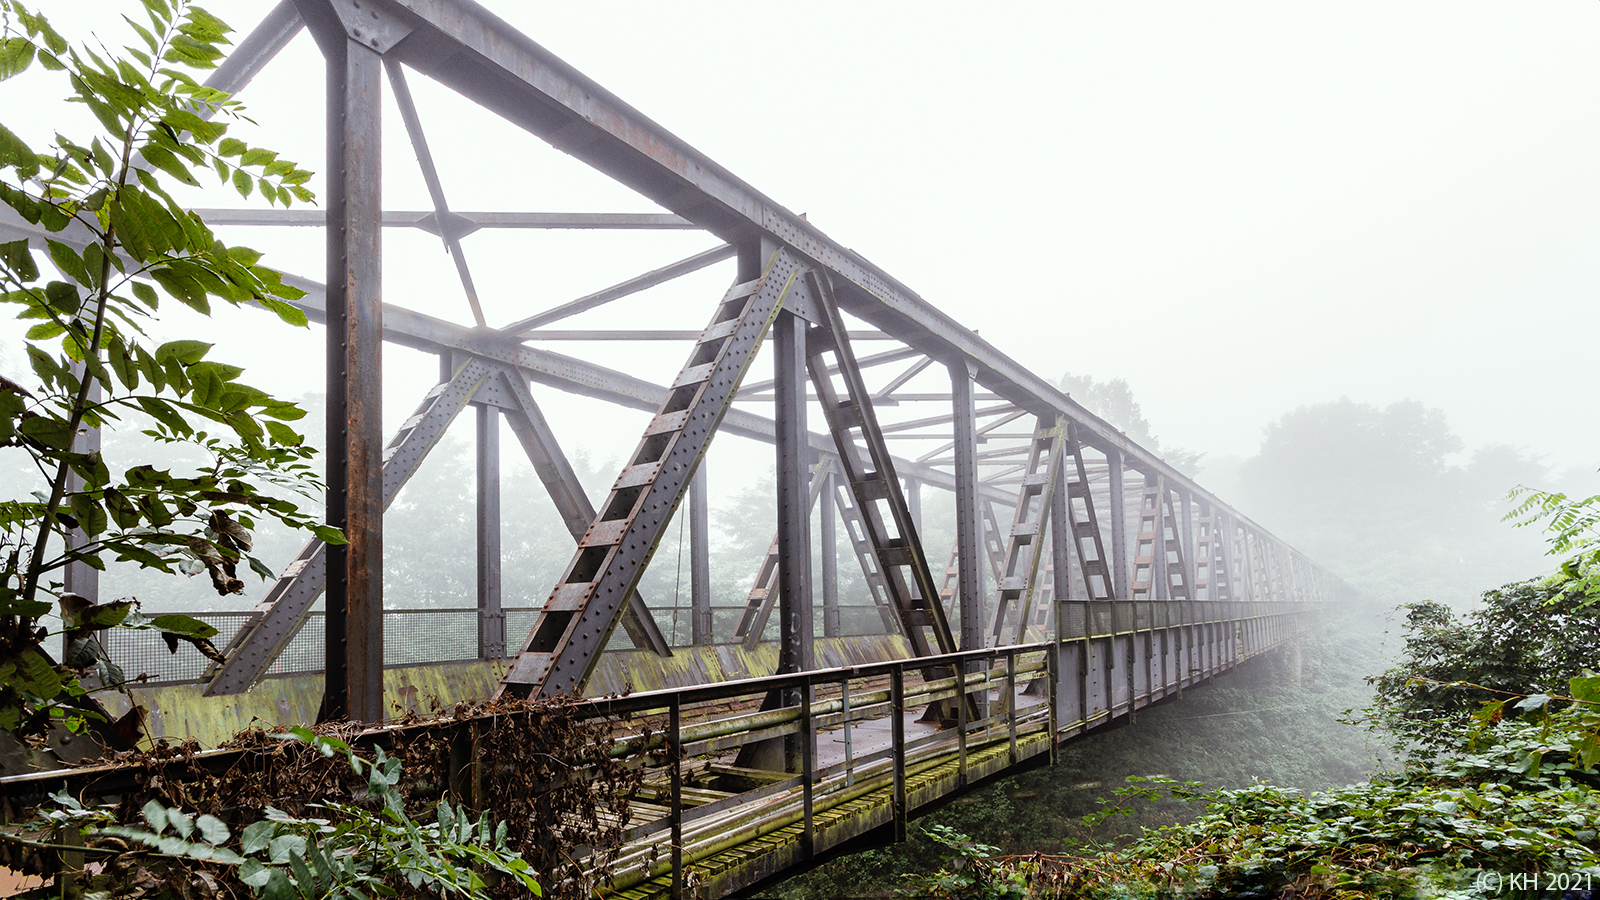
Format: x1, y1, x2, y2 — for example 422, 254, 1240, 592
360, 0, 1249, 514
774, 308, 815, 679
501, 244, 737, 336
500, 248, 806, 697
495, 368, 671, 656
384, 60, 485, 326
295, 0, 394, 723
261, 272, 1015, 507
203, 1, 302, 96
203, 358, 494, 695
802, 271, 956, 661
475, 404, 504, 658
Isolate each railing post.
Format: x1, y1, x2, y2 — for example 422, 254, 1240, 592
669, 695, 682, 900
891, 666, 907, 843
956, 659, 969, 788
841, 677, 854, 788
1006, 648, 1017, 765
801, 679, 815, 860
1047, 640, 1059, 766
476, 403, 504, 659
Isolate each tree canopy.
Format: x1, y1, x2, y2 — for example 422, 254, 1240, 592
1236, 397, 1549, 606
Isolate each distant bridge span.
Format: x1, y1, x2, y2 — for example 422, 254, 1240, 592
0, 0, 1350, 895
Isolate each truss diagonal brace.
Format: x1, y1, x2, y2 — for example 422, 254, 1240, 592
1064, 425, 1116, 605
991, 417, 1065, 646
499, 247, 805, 698
494, 366, 671, 656
800, 271, 957, 660
203, 357, 494, 695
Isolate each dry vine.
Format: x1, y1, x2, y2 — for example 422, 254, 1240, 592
3, 695, 646, 899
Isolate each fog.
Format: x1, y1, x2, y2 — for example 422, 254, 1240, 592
2, 1, 1596, 625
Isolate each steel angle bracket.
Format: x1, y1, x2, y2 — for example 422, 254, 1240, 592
499, 247, 805, 699
734, 458, 833, 650
799, 270, 958, 662
494, 367, 671, 656
203, 357, 495, 695
990, 416, 1066, 646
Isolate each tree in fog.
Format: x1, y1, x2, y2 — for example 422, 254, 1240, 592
1237, 398, 1548, 606
1058, 372, 1203, 476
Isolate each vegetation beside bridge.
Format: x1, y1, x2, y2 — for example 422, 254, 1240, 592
808, 490, 1600, 900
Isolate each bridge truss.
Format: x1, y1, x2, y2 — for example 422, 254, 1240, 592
0, 0, 1351, 724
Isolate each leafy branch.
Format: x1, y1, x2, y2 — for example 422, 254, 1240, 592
0, 0, 340, 747
1505, 484, 1600, 604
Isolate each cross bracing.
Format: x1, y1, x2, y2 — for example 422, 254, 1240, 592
0, 0, 1351, 724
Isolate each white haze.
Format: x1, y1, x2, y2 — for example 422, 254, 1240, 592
1, 1, 1596, 613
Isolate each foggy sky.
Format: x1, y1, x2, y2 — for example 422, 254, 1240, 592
4, 0, 1597, 496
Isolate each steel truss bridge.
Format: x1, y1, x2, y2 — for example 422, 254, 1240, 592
0, 1, 1352, 896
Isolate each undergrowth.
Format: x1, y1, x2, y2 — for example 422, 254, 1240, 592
0, 695, 644, 899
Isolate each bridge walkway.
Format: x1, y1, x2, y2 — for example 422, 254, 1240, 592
583, 601, 1318, 899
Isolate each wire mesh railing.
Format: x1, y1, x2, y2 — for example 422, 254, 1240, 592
100, 608, 543, 686
100, 599, 1317, 686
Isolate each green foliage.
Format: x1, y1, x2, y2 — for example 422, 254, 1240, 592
780, 608, 1397, 900
881, 687, 1600, 898
1056, 372, 1202, 475
1368, 578, 1600, 751
1069, 682, 1600, 899
38, 727, 542, 900
1505, 484, 1600, 605
0, 0, 334, 744
1236, 398, 1549, 607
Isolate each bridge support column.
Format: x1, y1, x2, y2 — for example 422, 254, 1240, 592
1180, 489, 1197, 593
1107, 449, 1128, 601
690, 464, 712, 646
775, 307, 814, 771
476, 404, 504, 658
949, 359, 987, 715
302, 1, 389, 723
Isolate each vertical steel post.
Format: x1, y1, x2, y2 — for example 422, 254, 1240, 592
1046, 641, 1059, 765
841, 677, 854, 787
950, 360, 986, 715
689, 463, 712, 646
1006, 648, 1017, 764
775, 309, 814, 675
1180, 490, 1196, 593
891, 666, 907, 843
800, 680, 815, 860
957, 658, 969, 787
1107, 449, 1128, 601
669, 695, 682, 900
476, 404, 504, 658
319, 25, 384, 723
776, 308, 813, 771
1050, 471, 1070, 635
821, 468, 840, 638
